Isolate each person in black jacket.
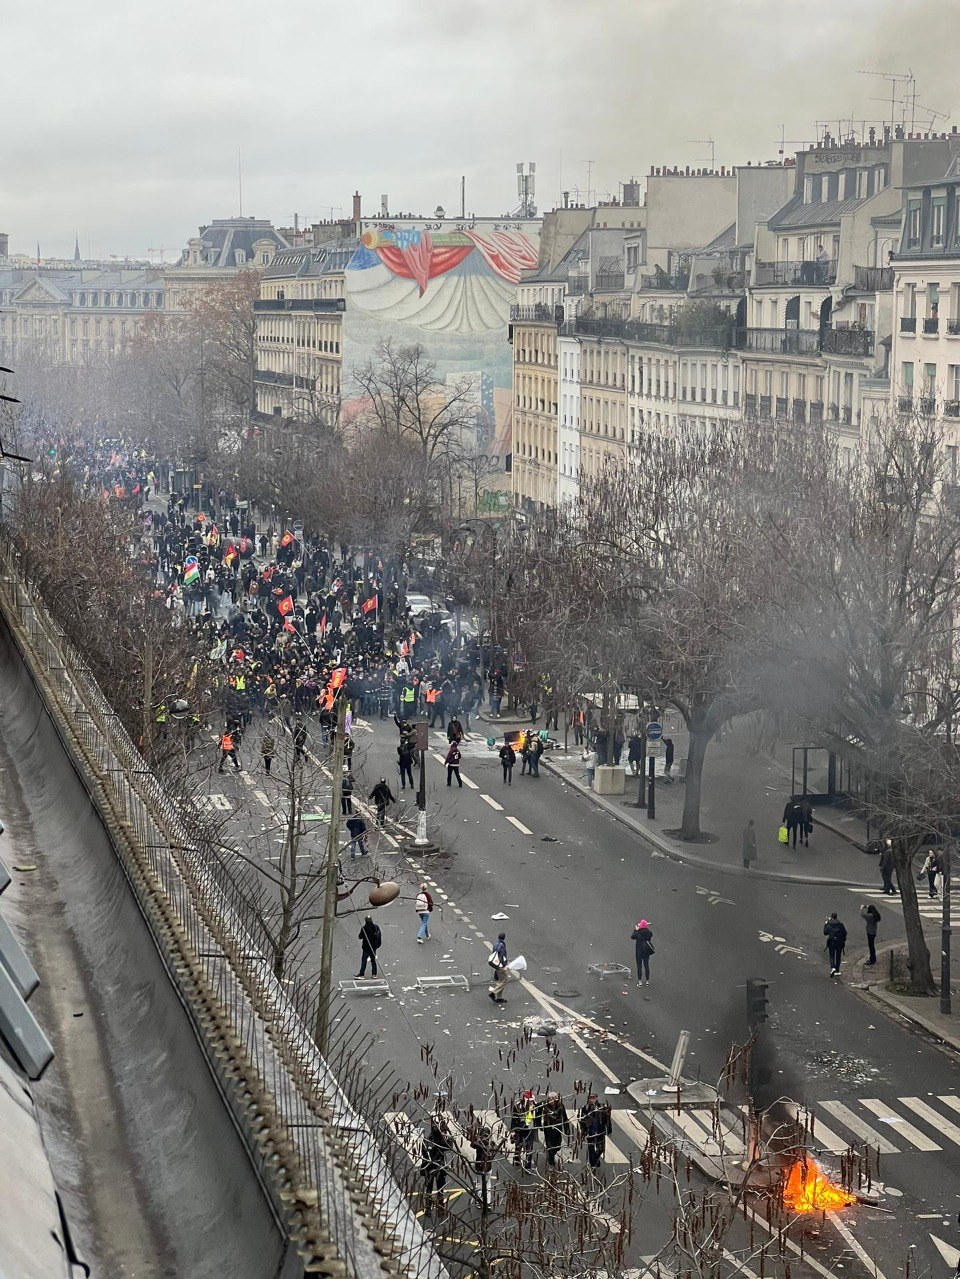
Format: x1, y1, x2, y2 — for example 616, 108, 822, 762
369, 777, 396, 826
631, 919, 654, 987
420, 1119, 452, 1205
355, 915, 381, 977
579, 1093, 613, 1169
499, 741, 516, 785
824, 912, 847, 976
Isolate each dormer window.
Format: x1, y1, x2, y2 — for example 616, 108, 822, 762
234, 248, 247, 266
932, 197, 946, 246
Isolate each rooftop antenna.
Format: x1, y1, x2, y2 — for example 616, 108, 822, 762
914, 101, 950, 132
238, 147, 243, 217
689, 137, 716, 170
583, 159, 594, 206
777, 125, 816, 159
858, 68, 914, 135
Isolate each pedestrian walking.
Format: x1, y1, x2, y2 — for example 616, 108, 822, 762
742, 818, 757, 869
341, 768, 354, 816
782, 798, 805, 849
799, 797, 813, 847
631, 919, 654, 987
510, 1090, 537, 1170
415, 882, 434, 943
369, 777, 396, 826
578, 1093, 613, 1170
581, 745, 598, 790
260, 728, 275, 775
919, 848, 943, 899
355, 915, 381, 977
470, 1124, 494, 1210
823, 912, 847, 977
537, 1092, 571, 1169
627, 733, 643, 776
487, 931, 508, 1002
499, 741, 515, 785
420, 1119, 451, 1206
292, 715, 307, 764
398, 739, 415, 790
878, 839, 897, 895
663, 737, 675, 776
444, 741, 462, 787
217, 726, 240, 772
860, 902, 880, 966
345, 815, 368, 858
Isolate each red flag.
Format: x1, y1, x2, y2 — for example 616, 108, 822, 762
132, 483, 141, 495
319, 612, 328, 637
361, 596, 377, 616
224, 541, 236, 565
278, 595, 294, 616
283, 618, 295, 632
400, 639, 409, 657
232, 647, 245, 662
329, 667, 346, 689
280, 530, 294, 548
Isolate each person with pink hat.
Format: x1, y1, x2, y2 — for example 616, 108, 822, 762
630, 919, 654, 987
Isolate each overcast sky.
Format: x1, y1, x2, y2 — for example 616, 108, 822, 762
5, 0, 960, 261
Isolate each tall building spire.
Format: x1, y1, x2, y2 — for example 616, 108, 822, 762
74, 234, 81, 263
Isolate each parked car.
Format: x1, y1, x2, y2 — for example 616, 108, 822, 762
404, 593, 434, 618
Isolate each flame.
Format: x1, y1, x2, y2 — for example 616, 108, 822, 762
783, 1158, 856, 1213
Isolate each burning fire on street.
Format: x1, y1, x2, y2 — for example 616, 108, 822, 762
782, 1157, 856, 1213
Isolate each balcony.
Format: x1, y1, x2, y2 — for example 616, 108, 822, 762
920, 396, 937, 415
509, 303, 563, 324
948, 319, 960, 336
923, 317, 940, 335
755, 259, 837, 287
566, 278, 588, 296
853, 265, 895, 291
744, 393, 757, 419
944, 400, 960, 417
820, 328, 875, 357
564, 316, 736, 347
841, 406, 853, 425
809, 401, 824, 423
253, 297, 345, 313
775, 396, 789, 419
759, 395, 772, 418
793, 398, 807, 423
897, 395, 914, 413
900, 316, 917, 334
736, 327, 821, 355
639, 272, 690, 291
595, 272, 625, 292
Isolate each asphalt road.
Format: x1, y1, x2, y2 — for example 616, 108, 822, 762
195, 713, 960, 1279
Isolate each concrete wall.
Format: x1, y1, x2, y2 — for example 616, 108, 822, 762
646, 174, 738, 257
736, 167, 796, 245
0, 618, 297, 1279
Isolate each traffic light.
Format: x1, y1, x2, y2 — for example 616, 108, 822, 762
746, 978, 769, 1030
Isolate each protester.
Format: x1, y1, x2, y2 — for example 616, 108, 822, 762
823, 912, 847, 977
499, 740, 516, 785
488, 931, 509, 1002
578, 1093, 613, 1169
415, 882, 434, 943
631, 919, 654, 987
355, 915, 381, 977
860, 902, 880, 966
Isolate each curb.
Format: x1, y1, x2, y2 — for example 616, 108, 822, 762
860, 974, 960, 1054
540, 756, 876, 889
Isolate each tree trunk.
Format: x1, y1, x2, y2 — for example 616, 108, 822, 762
894, 838, 935, 994
679, 726, 711, 840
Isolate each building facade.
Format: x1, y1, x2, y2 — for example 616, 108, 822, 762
0, 266, 165, 364
253, 244, 351, 424
890, 156, 960, 447
164, 217, 288, 312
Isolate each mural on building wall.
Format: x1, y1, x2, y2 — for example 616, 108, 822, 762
345, 223, 539, 334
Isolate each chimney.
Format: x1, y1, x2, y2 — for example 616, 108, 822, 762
868, 127, 876, 145
563, 190, 570, 208
380, 193, 389, 218
353, 191, 362, 222
0, 232, 8, 259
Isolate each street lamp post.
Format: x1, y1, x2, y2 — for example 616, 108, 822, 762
316, 696, 348, 1057
941, 846, 952, 1016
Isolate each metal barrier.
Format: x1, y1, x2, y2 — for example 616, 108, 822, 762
0, 531, 446, 1279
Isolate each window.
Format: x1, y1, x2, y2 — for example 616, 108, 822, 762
779, 372, 789, 399
902, 361, 914, 392
932, 198, 946, 246
763, 370, 773, 397
950, 365, 960, 401
925, 363, 937, 397
797, 373, 806, 400
907, 201, 922, 248
857, 169, 868, 199
928, 283, 940, 316
700, 362, 707, 401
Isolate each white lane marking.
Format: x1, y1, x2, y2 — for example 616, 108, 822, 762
253, 789, 272, 808
783, 1102, 850, 1154
900, 1097, 960, 1147
859, 1099, 940, 1151
827, 1208, 891, 1279
480, 794, 504, 812
722, 1249, 761, 1279
818, 1100, 899, 1154
461, 775, 479, 790
506, 815, 533, 835
432, 752, 447, 764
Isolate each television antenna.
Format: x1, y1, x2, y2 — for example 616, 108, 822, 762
914, 102, 950, 132
777, 125, 816, 160
689, 137, 716, 170
858, 68, 915, 134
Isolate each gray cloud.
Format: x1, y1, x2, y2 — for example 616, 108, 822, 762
3, 0, 958, 258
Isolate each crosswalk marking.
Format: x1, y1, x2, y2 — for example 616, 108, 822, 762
667, 1108, 745, 1157
612, 1109, 654, 1152
480, 794, 504, 812
783, 1102, 850, 1154
384, 1107, 630, 1168
506, 815, 533, 836
849, 887, 949, 921
462, 775, 480, 790
900, 1097, 960, 1147
938, 1095, 960, 1121
818, 1101, 899, 1154
860, 1099, 941, 1151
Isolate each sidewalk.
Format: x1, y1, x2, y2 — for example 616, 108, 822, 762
532, 716, 879, 888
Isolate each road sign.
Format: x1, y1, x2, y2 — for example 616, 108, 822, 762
293, 521, 303, 538
646, 721, 663, 741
